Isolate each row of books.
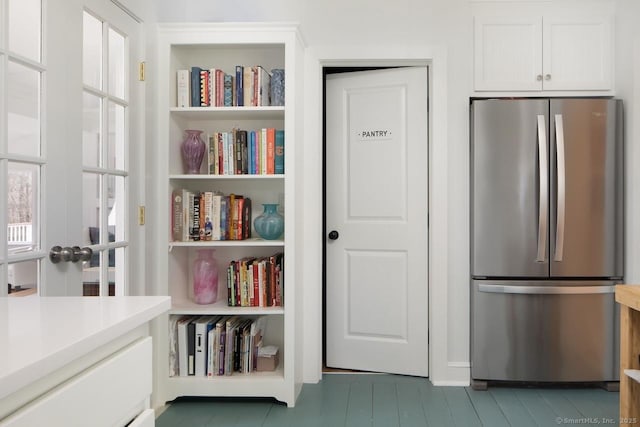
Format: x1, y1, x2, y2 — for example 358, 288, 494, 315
172, 191, 251, 242
177, 66, 283, 108
207, 128, 284, 175
227, 253, 283, 307
169, 315, 269, 377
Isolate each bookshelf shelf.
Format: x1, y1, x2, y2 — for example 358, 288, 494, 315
169, 174, 284, 180
154, 23, 303, 409
169, 238, 285, 249
170, 106, 285, 120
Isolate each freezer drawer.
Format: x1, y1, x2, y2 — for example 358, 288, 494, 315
471, 280, 619, 382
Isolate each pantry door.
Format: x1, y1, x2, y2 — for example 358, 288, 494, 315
325, 67, 429, 376
1, 0, 142, 296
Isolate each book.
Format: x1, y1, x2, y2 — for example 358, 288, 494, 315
187, 319, 196, 375
200, 69, 210, 106
275, 130, 285, 174
190, 66, 203, 107
243, 66, 253, 107
202, 191, 213, 241
235, 65, 244, 106
224, 73, 233, 106
181, 189, 191, 241
236, 196, 245, 240
171, 190, 184, 242
168, 316, 180, 377
248, 131, 256, 174
176, 69, 190, 108
220, 196, 229, 240
256, 66, 271, 106
211, 192, 222, 241
177, 316, 192, 376
266, 127, 276, 174
242, 197, 252, 239
208, 134, 218, 175
261, 128, 268, 175
194, 316, 213, 376
235, 129, 248, 174
207, 324, 217, 377
191, 191, 201, 241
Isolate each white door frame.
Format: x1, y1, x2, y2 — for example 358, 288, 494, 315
302, 45, 460, 385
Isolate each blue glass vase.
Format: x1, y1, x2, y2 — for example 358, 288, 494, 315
254, 204, 284, 240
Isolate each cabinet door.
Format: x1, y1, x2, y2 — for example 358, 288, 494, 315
542, 15, 613, 91
474, 15, 543, 91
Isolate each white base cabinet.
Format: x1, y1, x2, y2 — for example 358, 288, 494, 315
1, 338, 153, 427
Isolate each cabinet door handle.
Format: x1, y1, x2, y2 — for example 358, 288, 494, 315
545, 74, 551, 80
536, 74, 543, 81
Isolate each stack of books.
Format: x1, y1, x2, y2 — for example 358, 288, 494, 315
169, 315, 271, 377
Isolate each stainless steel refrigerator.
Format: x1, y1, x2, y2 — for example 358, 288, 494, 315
470, 98, 623, 389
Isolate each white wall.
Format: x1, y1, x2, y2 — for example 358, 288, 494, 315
150, 0, 640, 384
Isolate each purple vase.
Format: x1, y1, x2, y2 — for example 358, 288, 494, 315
193, 249, 218, 304
181, 129, 205, 174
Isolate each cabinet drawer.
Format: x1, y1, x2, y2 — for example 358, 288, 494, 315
1, 337, 152, 427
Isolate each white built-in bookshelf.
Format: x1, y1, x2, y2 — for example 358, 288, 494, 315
154, 23, 304, 408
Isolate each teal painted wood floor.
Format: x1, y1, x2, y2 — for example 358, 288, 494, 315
155, 374, 620, 427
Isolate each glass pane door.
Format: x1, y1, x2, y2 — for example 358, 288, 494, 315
1, 0, 142, 297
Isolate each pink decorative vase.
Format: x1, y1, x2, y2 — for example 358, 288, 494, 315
181, 129, 205, 174
193, 249, 218, 304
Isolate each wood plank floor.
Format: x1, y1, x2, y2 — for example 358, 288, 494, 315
155, 374, 619, 427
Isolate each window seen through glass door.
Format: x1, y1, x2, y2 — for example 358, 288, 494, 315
82, 10, 129, 296
3, 0, 43, 296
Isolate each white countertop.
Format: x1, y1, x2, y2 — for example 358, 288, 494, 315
0, 296, 170, 401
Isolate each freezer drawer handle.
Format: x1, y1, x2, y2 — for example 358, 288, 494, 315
554, 114, 566, 262
478, 284, 614, 295
536, 115, 548, 263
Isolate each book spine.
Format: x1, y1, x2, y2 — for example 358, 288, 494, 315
261, 128, 268, 175
275, 130, 285, 174
243, 66, 253, 107
220, 196, 228, 240
172, 190, 183, 242
200, 70, 210, 106
237, 196, 244, 240
235, 129, 244, 175
258, 66, 271, 106
266, 128, 276, 174
211, 194, 221, 241
218, 329, 226, 375
176, 69, 190, 108
190, 66, 201, 107
224, 74, 233, 106
235, 65, 244, 106
242, 197, 251, 239
187, 321, 195, 375
191, 191, 200, 241
217, 69, 224, 107
227, 262, 235, 306
203, 191, 213, 241
252, 66, 259, 106
182, 189, 191, 241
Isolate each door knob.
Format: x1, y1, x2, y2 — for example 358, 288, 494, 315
49, 245, 93, 263
50, 246, 73, 263
328, 230, 339, 240
74, 246, 93, 262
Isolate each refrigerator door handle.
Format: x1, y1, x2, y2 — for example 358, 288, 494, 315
536, 115, 548, 262
478, 284, 615, 295
554, 114, 566, 262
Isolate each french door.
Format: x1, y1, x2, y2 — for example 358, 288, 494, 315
1, 0, 143, 297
